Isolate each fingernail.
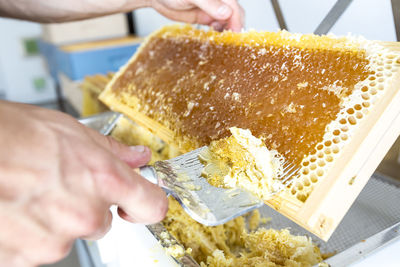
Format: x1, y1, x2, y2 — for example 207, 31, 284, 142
211, 21, 225, 32
130, 145, 147, 153
217, 4, 232, 18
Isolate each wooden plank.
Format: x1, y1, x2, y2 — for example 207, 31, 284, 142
297, 44, 400, 240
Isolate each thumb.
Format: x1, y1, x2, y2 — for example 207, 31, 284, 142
85, 126, 151, 167
192, 0, 232, 20
84, 126, 167, 223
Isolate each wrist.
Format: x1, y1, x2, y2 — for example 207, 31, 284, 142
126, 0, 151, 9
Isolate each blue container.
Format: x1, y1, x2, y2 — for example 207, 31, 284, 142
39, 38, 141, 81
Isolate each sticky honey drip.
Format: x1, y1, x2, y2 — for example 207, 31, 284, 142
110, 26, 371, 166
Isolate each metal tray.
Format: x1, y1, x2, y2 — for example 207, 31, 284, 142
80, 112, 400, 267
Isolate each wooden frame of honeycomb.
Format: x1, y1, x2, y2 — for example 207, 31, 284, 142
100, 25, 400, 241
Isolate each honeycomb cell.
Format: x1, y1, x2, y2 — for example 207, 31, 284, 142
332, 146, 340, 154
310, 174, 318, 183
326, 155, 333, 162
354, 104, 362, 110
324, 148, 331, 154
348, 116, 357, 125
317, 169, 324, 177
310, 163, 317, 170
356, 112, 363, 119
296, 193, 307, 202
362, 93, 370, 100
296, 182, 304, 191
317, 160, 325, 167
340, 134, 348, 141
324, 140, 332, 146
362, 101, 370, 108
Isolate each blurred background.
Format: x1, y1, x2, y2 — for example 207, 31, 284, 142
0, 0, 399, 266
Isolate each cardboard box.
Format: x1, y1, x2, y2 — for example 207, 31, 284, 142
58, 73, 82, 114
42, 14, 129, 45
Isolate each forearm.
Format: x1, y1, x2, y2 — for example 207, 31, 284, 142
0, 0, 149, 23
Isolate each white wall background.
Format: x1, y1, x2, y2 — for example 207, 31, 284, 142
0, 18, 55, 103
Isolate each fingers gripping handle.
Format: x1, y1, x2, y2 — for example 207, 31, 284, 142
136, 166, 172, 196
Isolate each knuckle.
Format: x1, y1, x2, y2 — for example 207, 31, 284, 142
49, 242, 72, 262
81, 212, 105, 234
29, 240, 72, 265
93, 159, 124, 194
1, 250, 30, 267
105, 136, 125, 154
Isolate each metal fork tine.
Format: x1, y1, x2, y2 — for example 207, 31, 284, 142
281, 167, 300, 184
279, 163, 297, 178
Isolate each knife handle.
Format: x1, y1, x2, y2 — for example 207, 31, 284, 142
133, 166, 158, 184
137, 166, 158, 184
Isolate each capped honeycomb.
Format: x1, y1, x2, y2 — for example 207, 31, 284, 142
164, 197, 322, 266
199, 127, 287, 201
110, 117, 323, 267
100, 25, 400, 203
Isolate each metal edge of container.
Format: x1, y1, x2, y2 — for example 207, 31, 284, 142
79, 112, 400, 267
322, 221, 400, 267
315, 172, 400, 267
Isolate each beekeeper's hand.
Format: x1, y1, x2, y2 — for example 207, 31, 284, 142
0, 100, 168, 267
0, 0, 244, 31
150, 0, 244, 31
